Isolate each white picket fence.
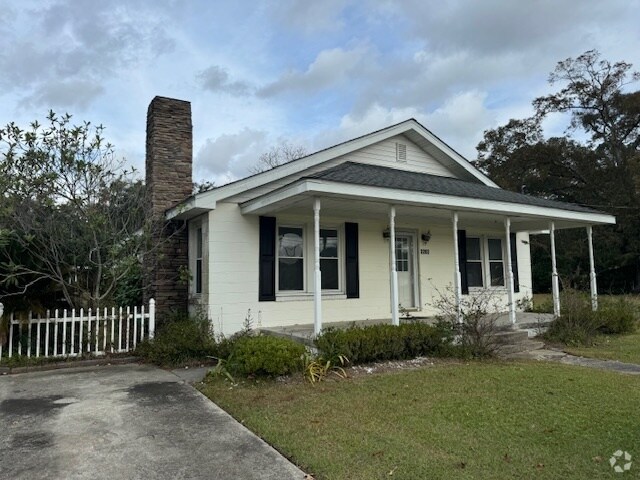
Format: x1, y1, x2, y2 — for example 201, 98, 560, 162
0, 299, 155, 359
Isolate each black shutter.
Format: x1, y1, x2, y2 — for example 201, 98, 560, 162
510, 233, 520, 293
345, 222, 359, 298
259, 216, 276, 301
457, 229, 469, 295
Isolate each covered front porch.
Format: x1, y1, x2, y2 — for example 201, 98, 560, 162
242, 162, 615, 336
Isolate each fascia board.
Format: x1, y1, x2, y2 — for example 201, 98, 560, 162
241, 179, 616, 225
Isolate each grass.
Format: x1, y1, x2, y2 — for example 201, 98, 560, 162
565, 332, 640, 365
200, 362, 640, 479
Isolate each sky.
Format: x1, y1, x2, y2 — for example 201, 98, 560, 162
1, 0, 639, 186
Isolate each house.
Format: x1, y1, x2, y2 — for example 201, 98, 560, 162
143, 97, 615, 336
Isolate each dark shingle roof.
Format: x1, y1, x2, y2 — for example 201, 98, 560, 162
305, 162, 600, 214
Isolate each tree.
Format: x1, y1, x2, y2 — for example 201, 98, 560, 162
249, 141, 307, 174
0, 112, 159, 309
477, 50, 640, 292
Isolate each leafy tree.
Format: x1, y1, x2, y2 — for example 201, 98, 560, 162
249, 141, 307, 174
477, 50, 640, 292
0, 112, 157, 309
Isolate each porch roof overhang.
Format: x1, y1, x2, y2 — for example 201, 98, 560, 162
240, 163, 615, 231
166, 195, 214, 221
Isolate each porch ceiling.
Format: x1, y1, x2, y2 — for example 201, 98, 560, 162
240, 179, 615, 232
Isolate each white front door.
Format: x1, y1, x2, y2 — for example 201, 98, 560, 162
395, 234, 417, 309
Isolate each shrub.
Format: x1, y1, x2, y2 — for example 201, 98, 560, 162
314, 322, 455, 365
136, 314, 217, 366
227, 335, 306, 377
431, 286, 503, 358
544, 291, 638, 345
597, 297, 638, 334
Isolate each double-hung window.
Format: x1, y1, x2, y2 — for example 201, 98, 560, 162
320, 228, 339, 290
465, 237, 505, 288
278, 226, 304, 291
276, 225, 342, 293
195, 227, 203, 294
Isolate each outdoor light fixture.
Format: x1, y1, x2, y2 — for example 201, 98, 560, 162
382, 228, 390, 239
421, 230, 432, 243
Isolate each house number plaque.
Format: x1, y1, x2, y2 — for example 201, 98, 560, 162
420, 248, 430, 255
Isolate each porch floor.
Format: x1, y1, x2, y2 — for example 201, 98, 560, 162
260, 312, 555, 347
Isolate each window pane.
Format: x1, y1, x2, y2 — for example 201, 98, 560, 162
490, 261, 505, 286
321, 258, 339, 289
466, 262, 483, 287
279, 227, 303, 258
488, 238, 503, 260
279, 258, 304, 290
196, 260, 202, 294
320, 229, 338, 258
196, 228, 203, 258
466, 238, 481, 261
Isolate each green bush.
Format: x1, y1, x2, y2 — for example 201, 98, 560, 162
314, 322, 456, 365
544, 291, 638, 345
136, 315, 217, 366
227, 335, 306, 377
597, 297, 638, 334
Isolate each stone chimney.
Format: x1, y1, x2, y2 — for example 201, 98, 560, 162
144, 96, 193, 320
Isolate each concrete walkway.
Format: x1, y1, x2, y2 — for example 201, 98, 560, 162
507, 348, 640, 375
0, 364, 306, 480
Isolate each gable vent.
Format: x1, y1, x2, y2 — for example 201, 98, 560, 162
396, 142, 407, 162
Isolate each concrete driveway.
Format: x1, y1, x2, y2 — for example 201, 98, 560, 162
0, 364, 305, 480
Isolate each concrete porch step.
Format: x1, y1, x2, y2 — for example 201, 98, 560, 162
496, 339, 546, 355
493, 329, 530, 345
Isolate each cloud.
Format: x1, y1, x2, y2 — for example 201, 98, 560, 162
316, 90, 494, 159
258, 45, 372, 97
196, 65, 251, 95
19, 79, 105, 110
195, 128, 269, 184
270, 0, 349, 35
0, 0, 176, 109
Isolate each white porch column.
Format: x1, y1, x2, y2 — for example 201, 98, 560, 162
587, 225, 598, 311
452, 212, 462, 323
313, 198, 322, 336
389, 205, 399, 326
504, 218, 516, 324
550, 221, 561, 317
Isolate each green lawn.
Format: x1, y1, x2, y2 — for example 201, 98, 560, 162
565, 332, 640, 365
200, 362, 640, 479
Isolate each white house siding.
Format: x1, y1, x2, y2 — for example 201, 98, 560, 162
226, 135, 457, 204
198, 202, 533, 336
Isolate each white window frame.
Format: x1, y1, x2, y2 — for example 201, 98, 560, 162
467, 235, 506, 290
276, 224, 306, 293
195, 227, 203, 294
319, 225, 343, 293
275, 222, 345, 298
189, 219, 205, 297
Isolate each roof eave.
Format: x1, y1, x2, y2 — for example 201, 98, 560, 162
240, 178, 616, 226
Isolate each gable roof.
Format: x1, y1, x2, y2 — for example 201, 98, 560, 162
306, 162, 601, 215
168, 118, 498, 219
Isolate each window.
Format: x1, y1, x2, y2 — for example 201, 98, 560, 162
465, 237, 505, 288
278, 226, 304, 291
395, 236, 410, 272
487, 238, 505, 286
195, 227, 203, 294
320, 229, 339, 290
465, 237, 483, 287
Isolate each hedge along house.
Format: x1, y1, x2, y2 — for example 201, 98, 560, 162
146, 97, 615, 336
